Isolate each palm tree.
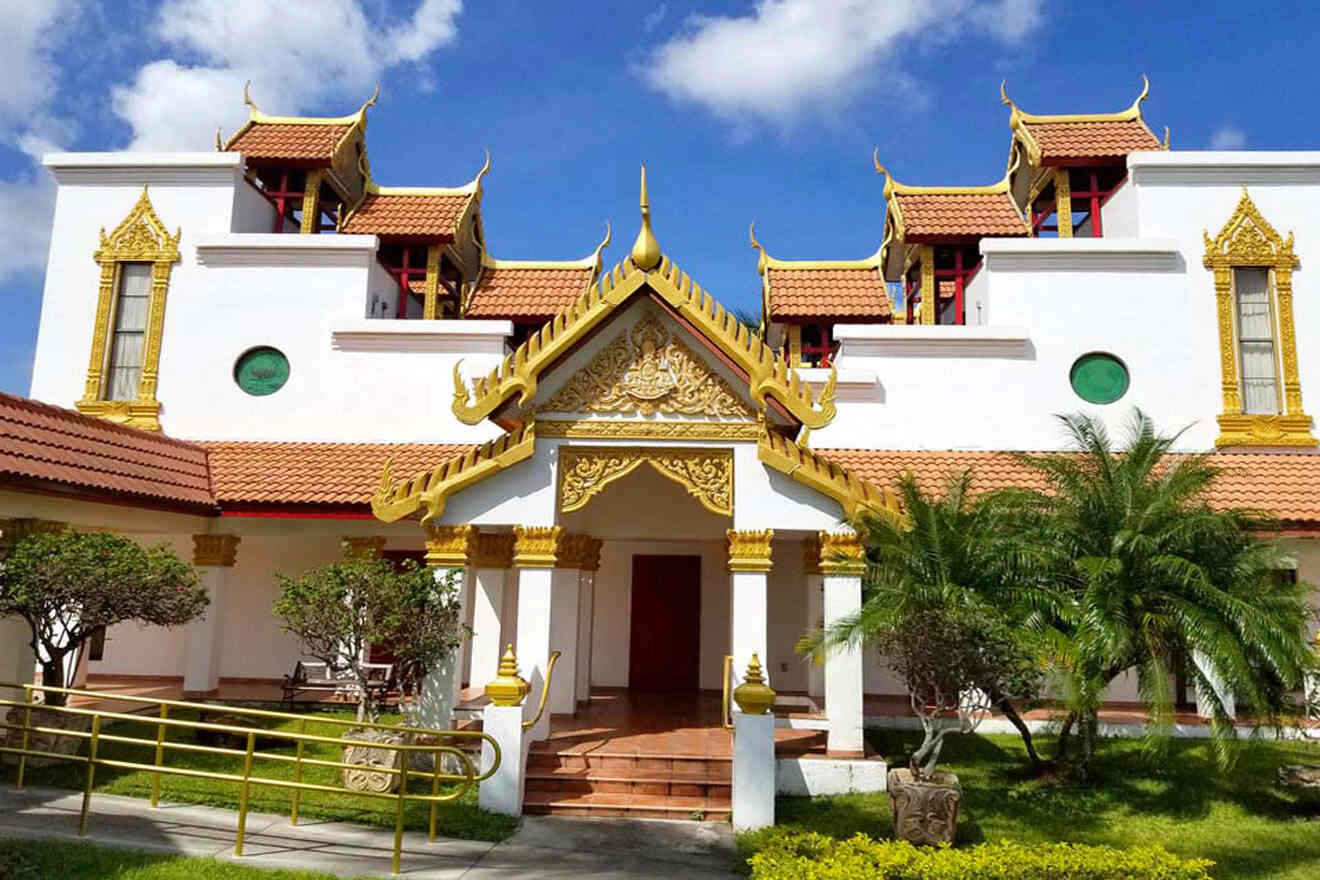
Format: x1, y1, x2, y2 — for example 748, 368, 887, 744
815, 470, 1054, 771
1004, 410, 1317, 779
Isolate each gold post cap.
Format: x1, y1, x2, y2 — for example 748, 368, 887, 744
485, 644, 530, 707
732, 652, 777, 715
630, 165, 661, 271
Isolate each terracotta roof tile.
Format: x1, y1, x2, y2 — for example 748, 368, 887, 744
765, 267, 892, 320
202, 442, 469, 506
1022, 118, 1161, 162
894, 191, 1027, 239
340, 192, 472, 239
466, 265, 598, 320
0, 392, 213, 509
819, 449, 1320, 525
226, 122, 351, 163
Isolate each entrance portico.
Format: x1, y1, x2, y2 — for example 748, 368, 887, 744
371, 171, 901, 768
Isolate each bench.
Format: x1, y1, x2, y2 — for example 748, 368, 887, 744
280, 661, 393, 709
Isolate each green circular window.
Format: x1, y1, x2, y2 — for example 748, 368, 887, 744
1070, 353, 1129, 405
234, 347, 290, 396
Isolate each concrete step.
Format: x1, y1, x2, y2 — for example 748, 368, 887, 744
525, 770, 731, 799
526, 751, 732, 780
522, 790, 731, 821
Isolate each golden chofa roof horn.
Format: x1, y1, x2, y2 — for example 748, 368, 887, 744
630, 165, 662, 271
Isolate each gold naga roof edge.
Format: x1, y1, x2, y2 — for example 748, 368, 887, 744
451, 167, 838, 431
875, 148, 1028, 238
748, 222, 885, 274
1001, 76, 1165, 165
478, 221, 612, 272
365, 150, 492, 198
757, 429, 903, 524
371, 421, 537, 523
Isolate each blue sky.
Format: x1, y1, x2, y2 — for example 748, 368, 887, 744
0, 0, 1313, 395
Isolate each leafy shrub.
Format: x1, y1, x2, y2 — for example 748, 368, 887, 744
748, 832, 1214, 880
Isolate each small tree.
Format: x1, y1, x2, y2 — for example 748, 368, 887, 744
273, 558, 467, 722
0, 531, 205, 706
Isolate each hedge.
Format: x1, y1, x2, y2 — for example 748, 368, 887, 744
747, 832, 1214, 880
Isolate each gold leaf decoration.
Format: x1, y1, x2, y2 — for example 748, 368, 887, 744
558, 447, 732, 516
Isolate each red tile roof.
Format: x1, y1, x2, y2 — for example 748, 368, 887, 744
340, 191, 473, 239
819, 448, 1320, 526
0, 392, 213, 510
1021, 118, 1161, 162
893, 191, 1028, 239
465, 265, 597, 320
202, 442, 469, 506
765, 267, 892, 320
225, 122, 352, 164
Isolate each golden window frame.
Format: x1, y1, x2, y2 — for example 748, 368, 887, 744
76, 189, 181, 432
1203, 189, 1315, 447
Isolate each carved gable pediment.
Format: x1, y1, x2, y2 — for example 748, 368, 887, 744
540, 313, 756, 420
95, 188, 181, 263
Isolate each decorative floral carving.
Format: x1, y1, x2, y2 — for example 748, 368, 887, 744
537, 419, 760, 440
726, 529, 773, 572
423, 524, 477, 568
1204, 189, 1315, 447
887, 768, 962, 846
559, 447, 733, 516
512, 526, 565, 568
471, 533, 515, 569
192, 534, 240, 567
818, 532, 865, 576
541, 314, 754, 419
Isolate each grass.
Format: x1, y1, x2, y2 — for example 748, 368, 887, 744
0, 837, 364, 879
13, 707, 517, 843
740, 730, 1320, 880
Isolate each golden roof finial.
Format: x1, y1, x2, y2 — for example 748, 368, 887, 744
749, 222, 769, 275
872, 148, 896, 200
215, 126, 223, 151
999, 79, 1013, 107
243, 80, 258, 114
630, 164, 661, 271
1131, 73, 1150, 111
589, 220, 612, 273
1163, 126, 1171, 149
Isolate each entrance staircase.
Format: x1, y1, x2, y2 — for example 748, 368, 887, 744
523, 747, 731, 820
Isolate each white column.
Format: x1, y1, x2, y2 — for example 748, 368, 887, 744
821, 533, 866, 754
548, 567, 579, 717
478, 704, 528, 816
418, 525, 477, 730
732, 711, 775, 831
183, 535, 239, 697
0, 616, 35, 704
728, 530, 773, 688
805, 572, 824, 699
513, 526, 562, 742
470, 566, 508, 686
1193, 650, 1237, 720
575, 553, 598, 706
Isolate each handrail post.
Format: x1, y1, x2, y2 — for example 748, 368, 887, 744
79, 714, 101, 835
429, 745, 441, 843
14, 686, 34, 789
392, 744, 407, 876
234, 731, 256, 857
150, 703, 168, 808
289, 717, 307, 825
722, 654, 735, 730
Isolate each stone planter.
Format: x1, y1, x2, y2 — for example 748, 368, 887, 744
1278, 764, 1320, 806
887, 767, 962, 845
1, 706, 91, 768
342, 728, 409, 793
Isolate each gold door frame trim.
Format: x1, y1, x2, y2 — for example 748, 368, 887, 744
558, 446, 733, 516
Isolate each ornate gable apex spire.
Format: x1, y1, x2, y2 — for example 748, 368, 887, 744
630, 165, 662, 271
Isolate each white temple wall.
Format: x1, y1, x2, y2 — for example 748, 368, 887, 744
85, 532, 194, 678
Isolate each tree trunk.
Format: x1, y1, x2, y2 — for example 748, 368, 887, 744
1055, 711, 1076, 765
988, 688, 1043, 770
39, 657, 67, 707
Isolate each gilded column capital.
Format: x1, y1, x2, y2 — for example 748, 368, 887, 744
802, 534, 822, 576
513, 525, 565, 568
342, 536, 387, 560
727, 529, 773, 573
471, 532, 515, 569
555, 533, 596, 570
0, 519, 69, 556
193, 534, 240, 567
579, 538, 603, 573
818, 531, 865, 576
424, 524, 478, 568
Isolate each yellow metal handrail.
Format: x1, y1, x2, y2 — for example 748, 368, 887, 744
0, 680, 500, 876
522, 650, 562, 731
721, 654, 735, 730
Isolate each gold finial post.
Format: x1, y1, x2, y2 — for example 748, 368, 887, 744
243, 80, 257, 113
749, 222, 768, 274
732, 652, 776, 715
630, 164, 661, 271
485, 644, 530, 707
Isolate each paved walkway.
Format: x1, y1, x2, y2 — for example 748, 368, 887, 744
0, 786, 742, 878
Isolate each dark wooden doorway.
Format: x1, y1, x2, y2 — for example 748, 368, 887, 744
629, 554, 701, 692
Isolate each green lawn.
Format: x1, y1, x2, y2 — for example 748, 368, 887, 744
742, 730, 1320, 880
0, 838, 363, 879
14, 708, 516, 843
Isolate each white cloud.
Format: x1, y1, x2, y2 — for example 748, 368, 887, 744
644, 0, 1043, 127
113, 0, 464, 150
0, 172, 57, 284
1210, 126, 1246, 150
643, 4, 668, 33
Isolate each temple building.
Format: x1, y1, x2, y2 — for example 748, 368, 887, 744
3, 79, 1320, 818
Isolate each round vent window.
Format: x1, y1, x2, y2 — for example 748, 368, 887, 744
1070, 352, 1129, 405
234, 347, 290, 396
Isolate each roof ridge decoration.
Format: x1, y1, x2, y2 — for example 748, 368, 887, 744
874, 148, 1029, 242
1001, 75, 1165, 166
450, 167, 837, 430
757, 429, 902, 523
478, 221, 612, 272
371, 421, 537, 523
220, 82, 378, 152
748, 223, 885, 275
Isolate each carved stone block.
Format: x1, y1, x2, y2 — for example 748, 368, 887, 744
342, 728, 410, 793
1, 706, 91, 768
887, 767, 961, 846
